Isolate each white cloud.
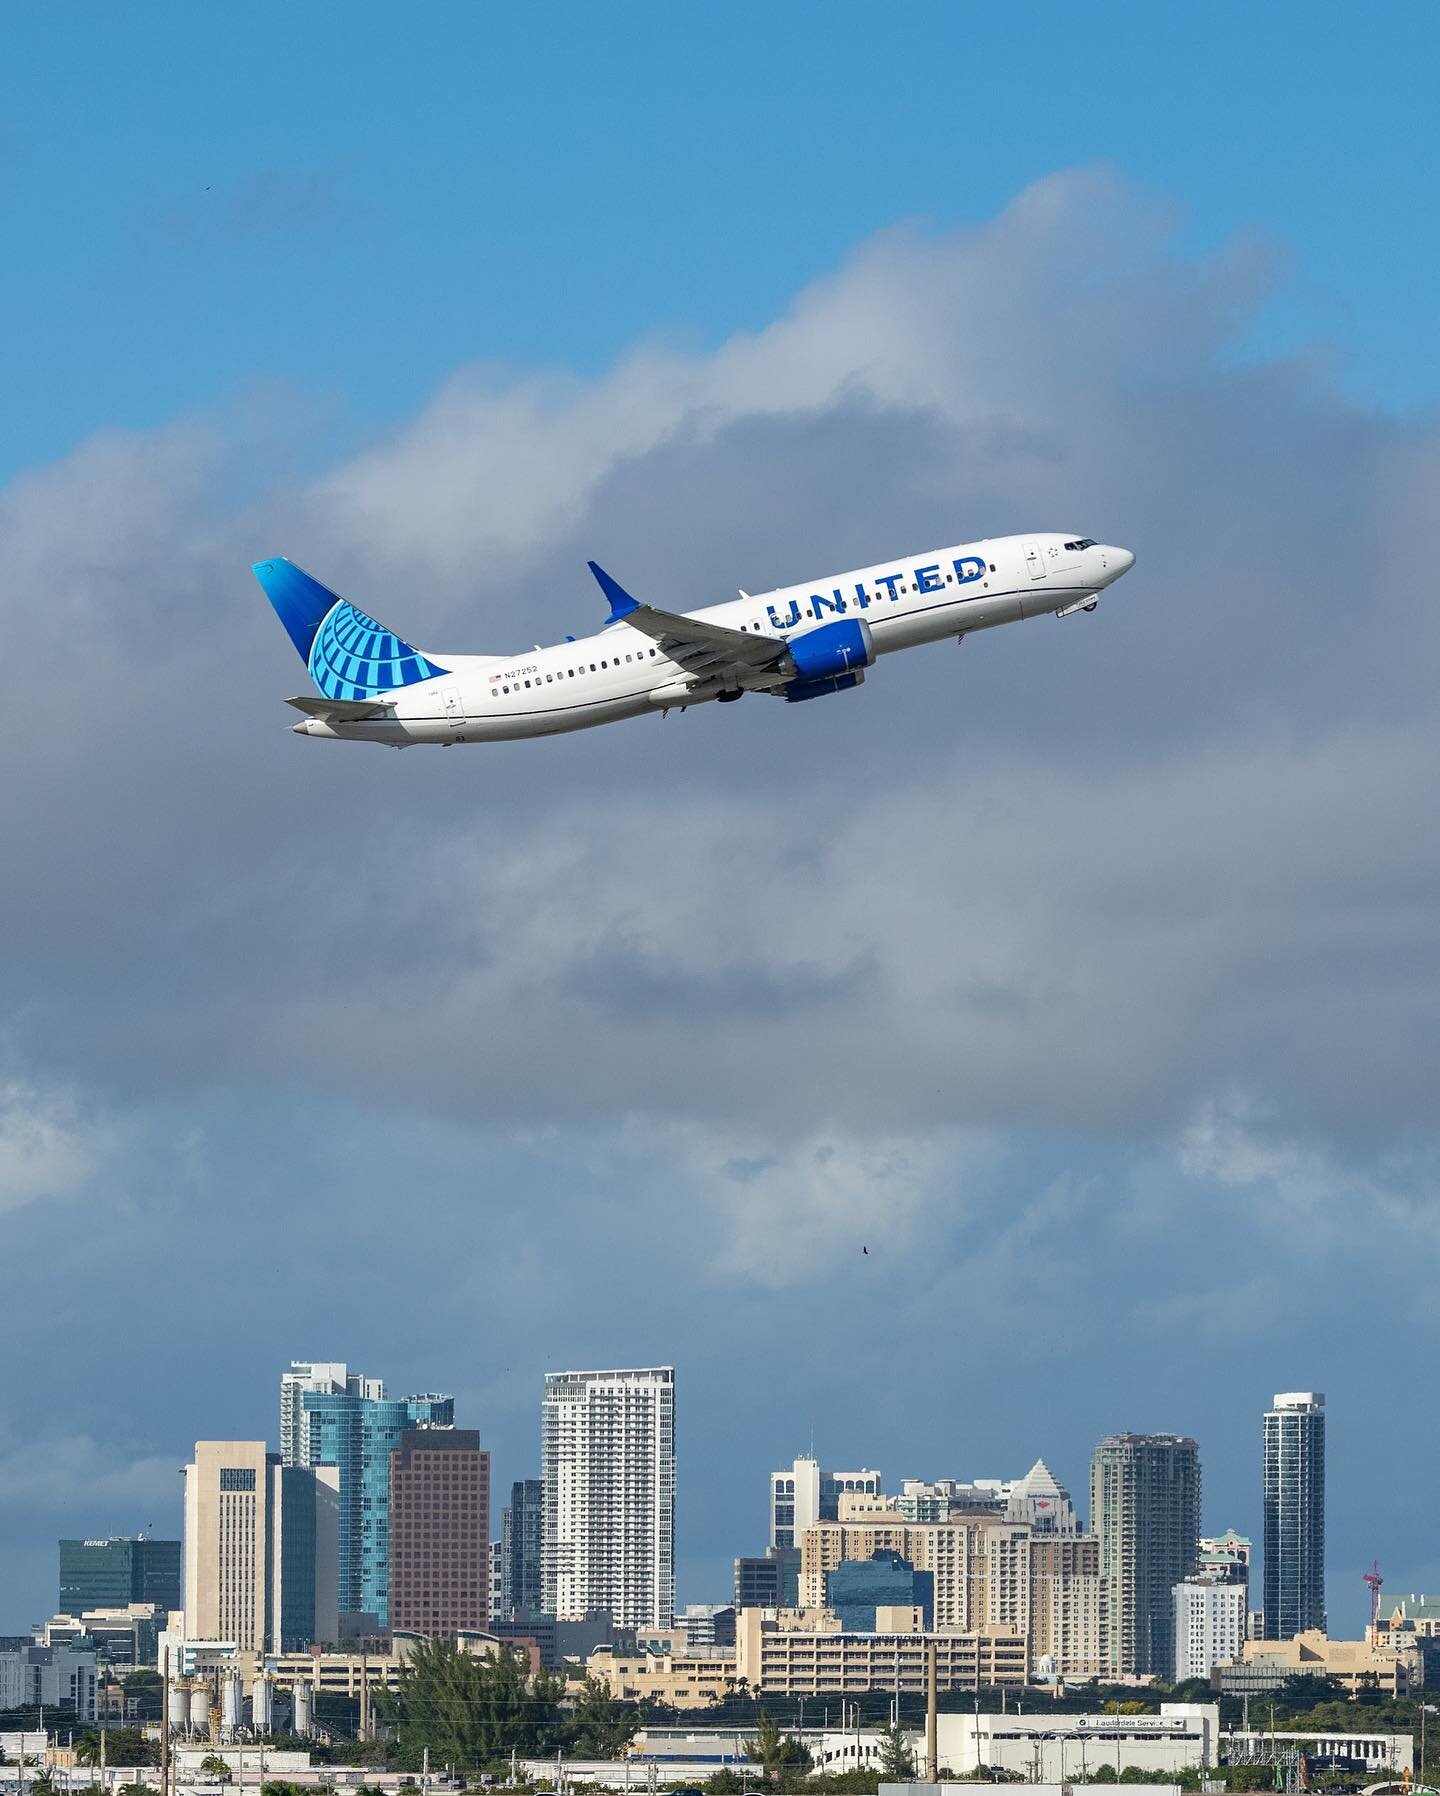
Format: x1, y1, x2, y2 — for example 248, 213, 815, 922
0, 1080, 106, 1215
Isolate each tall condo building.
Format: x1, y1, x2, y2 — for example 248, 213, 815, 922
1263, 1392, 1326, 1639
280, 1362, 385, 1465
182, 1442, 339, 1652
504, 1478, 545, 1618
770, 1456, 882, 1549
59, 1536, 181, 1615
280, 1359, 452, 1628
1090, 1433, 1201, 1678
542, 1366, 675, 1627
389, 1428, 490, 1638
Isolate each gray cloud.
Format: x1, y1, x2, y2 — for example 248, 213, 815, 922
3, 168, 1437, 1150
3, 166, 1440, 1628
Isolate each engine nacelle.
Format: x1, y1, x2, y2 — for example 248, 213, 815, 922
784, 669, 866, 703
787, 617, 875, 684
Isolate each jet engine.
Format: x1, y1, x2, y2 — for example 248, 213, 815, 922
784, 618, 874, 700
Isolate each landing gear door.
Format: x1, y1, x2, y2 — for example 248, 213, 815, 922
442, 686, 464, 728
1024, 540, 1045, 580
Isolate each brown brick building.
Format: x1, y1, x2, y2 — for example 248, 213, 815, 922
389, 1428, 490, 1637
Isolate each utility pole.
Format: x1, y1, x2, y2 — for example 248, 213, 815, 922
925, 1643, 938, 1784
160, 1650, 169, 1796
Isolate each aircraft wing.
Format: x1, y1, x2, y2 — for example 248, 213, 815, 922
589, 561, 791, 692
285, 694, 398, 721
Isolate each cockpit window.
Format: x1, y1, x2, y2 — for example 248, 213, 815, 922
1063, 538, 1098, 551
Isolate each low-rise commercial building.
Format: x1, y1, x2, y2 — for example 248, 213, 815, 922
37, 1605, 164, 1668
586, 1645, 737, 1708
935, 1705, 1220, 1779
0, 1645, 98, 1721
735, 1607, 1025, 1695
1224, 1629, 1421, 1696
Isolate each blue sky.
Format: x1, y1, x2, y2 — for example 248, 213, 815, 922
2, 3, 1439, 1640
4, 0, 1438, 485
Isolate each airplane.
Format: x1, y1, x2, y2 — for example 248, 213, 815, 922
253, 531, 1135, 747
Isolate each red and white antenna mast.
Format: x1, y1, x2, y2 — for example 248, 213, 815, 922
1364, 1559, 1384, 1634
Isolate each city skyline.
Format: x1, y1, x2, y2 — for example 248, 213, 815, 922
2, 1359, 1367, 1644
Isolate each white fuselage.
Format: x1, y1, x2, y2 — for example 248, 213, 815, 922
293, 532, 1134, 745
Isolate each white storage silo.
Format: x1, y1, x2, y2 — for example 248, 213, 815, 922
292, 1682, 312, 1737
221, 1672, 242, 1733
251, 1675, 273, 1733
189, 1682, 211, 1733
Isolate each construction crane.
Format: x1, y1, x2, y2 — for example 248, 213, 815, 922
1365, 1560, 1385, 1634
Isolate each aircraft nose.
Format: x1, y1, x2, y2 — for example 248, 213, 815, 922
1109, 545, 1136, 577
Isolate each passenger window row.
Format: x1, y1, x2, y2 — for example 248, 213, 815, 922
494, 647, 661, 696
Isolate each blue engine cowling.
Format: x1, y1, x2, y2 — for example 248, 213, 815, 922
784, 618, 874, 700
785, 670, 864, 703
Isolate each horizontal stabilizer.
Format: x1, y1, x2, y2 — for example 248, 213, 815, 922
285, 694, 396, 721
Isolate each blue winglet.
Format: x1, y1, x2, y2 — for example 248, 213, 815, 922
588, 560, 641, 624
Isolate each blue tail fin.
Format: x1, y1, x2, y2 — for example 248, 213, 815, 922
253, 558, 448, 700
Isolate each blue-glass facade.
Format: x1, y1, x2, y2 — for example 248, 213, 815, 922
58, 1537, 181, 1615
826, 1552, 933, 1632
299, 1389, 453, 1626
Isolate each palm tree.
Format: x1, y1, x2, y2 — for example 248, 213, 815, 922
198, 1753, 232, 1782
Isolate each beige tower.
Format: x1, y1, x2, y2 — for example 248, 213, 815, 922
183, 1442, 270, 1652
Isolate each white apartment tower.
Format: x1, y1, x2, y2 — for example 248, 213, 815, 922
1174, 1576, 1247, 1681
542, 1367, 675, 1628
770, 1456, 883, 1549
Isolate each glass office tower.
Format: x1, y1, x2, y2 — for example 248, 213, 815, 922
1263, 1392, 1326, 1639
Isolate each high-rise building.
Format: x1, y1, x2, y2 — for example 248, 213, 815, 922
389, 1428, 491, 1638
769, 1457, 882, 1550
1199, 1530, 1252, 1594
1090, 1433, 1201, 1678
826, 1552, 934, 1632
679, 1603, 737, 1649
1030, 1534, 1104, 1679
734, 1546, 800, 1612
182, 1442, 339, 1652
1005, 1461, 1079, 1535
280, 1362, 385, 1466
542, 1366, 675, 1628
489, 1537, 505, 1621
1263, 1392, 1326, 1639
282, 1360, 452, 1628
58, 1537, 181, 1616
504, 1478, 544, 1618
799, 1515, 1035, 1640
1174, 1577, 1247, 1681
